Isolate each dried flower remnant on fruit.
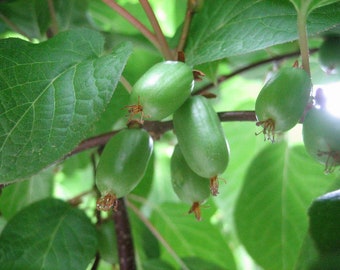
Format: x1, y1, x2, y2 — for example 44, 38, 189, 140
193, 69, 205, 81
96, 193, 118, 211
255, 118, 275, 142
188, 202, 203, 221
210, 176, 219, 196
124, 96, 149, 124
317, 150, 340, 174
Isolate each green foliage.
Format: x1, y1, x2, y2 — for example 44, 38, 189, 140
234, 143, 334, 270
0, 28, 132, 183
0, 198, 97, 269
184, 0, 340, 65
0, 1, 340, 270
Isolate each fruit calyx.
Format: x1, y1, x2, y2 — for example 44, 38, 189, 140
124, 96, 149, 124
256, 118, 276, 142
317, 150, 340, 174
188, 202, 202, 221
96, 193, 118, 211
210, 176, 219, 196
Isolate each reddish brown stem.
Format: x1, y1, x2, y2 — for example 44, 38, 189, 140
113, 198, 136, 270
139, 0, 173, 60
101, 0, 160, 52
195, 48, 318, 95
63, 110, 256, 159
176, 1, 195, 53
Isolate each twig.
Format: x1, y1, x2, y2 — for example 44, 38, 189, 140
218, 111, 256, 122
113, 198, 136, 270
47, 0, 59, 36
296, 8, 311, 75
195, 48, 318, 95
101, 0, 161, 52
0, 13, 32, 40
126, 197, 190, 270
139, 0, 173, 60
176, 1, 195, 53
63, 110, 257, 158
91, 253, 101, 270
65, 130, 120, 158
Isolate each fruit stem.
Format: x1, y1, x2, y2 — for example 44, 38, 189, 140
176, 0, 195, 53
139, 0, 174, 60
120, 76, 133, 94
196, 49, 318, 95
101, 0, 161, 53
295, 5, 311, 75
47, 0, 59, 36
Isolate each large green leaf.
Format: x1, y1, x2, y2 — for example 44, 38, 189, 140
0, 198, 97, 270
234, 143, 335, 270
150, 201, 237, 270
0, 0, 50, 39
0, 167, 54, 219
0, 28, 132, 183
185, 0, 340, 65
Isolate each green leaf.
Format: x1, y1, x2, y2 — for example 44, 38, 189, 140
0, 0, 50, 39
289, 0, 340, 14
0, 198, 97, 270
0, 167, 54, 219
234, 143, 335, 270
141, 259, 175, 270
150, 202, 237, 270
97, 219, 118, 264
54, 0, 91, 31
182, 257, 227, 270
89, 83, 130, 136
129, 205, 160, 261
185, 0, 340, 65
0, 28, 132, 183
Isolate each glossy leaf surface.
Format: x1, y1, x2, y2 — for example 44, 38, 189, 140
0, 28, 132, 183
185, 0, 340, 65
235, 143, 334, 270
0, 198, 97, 270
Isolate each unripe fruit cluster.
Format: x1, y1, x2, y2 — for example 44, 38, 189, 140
95, 61, 230, 220
255, 60, 340, 173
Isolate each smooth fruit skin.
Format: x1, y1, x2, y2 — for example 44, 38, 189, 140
96, 128, 153, 210
171, 145, 210, 220
255, 67, 312, 140
302, 107, 340, 173
319, 36, 340, 74
173, 96, 229, 187
308, 189, 340, 255
129, 61, 194, 121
